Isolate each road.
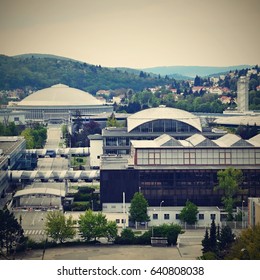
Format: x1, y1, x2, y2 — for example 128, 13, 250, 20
37, 157, 68, 170
13, 124, 68, 240
44, 124, 62, 149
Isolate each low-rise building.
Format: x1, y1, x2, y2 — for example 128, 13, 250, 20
100, 133, 260, 210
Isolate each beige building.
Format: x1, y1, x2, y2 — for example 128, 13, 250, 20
248, 197, 260, 227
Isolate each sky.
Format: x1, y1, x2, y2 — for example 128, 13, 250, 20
0, 0, 260, 68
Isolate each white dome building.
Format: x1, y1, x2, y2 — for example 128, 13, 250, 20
100, 106, 226, 156
10, 84, 113, 121
127, 107, 202, 133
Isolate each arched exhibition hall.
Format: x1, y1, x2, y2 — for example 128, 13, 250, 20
9, 84, 113, 121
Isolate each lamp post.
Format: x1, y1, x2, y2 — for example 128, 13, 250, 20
160, 200, 164, 224
123, 192, 126, 229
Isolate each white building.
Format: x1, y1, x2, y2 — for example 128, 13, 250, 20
8, 84, 113, 122
102, 203, 221, 227
88, 134, 103, 168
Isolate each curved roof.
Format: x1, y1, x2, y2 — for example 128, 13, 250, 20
17, 84, 103, 106
13, 188, 66, 198
127, 107, 202, 132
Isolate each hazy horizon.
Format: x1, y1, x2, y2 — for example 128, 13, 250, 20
1, 0, 259, 68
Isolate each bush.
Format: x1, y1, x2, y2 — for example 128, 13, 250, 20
71, 202, 88, 211
201, 251, 218, 260
115, 228, 136, 245
152, 224, 182, 246
135, 231, 151, 245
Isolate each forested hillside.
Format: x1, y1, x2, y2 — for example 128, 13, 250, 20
0, 54, 173, 94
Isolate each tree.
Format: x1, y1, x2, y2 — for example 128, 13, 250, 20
45, 211, 76, 243
179, 200, 198, 225
115, 228, 136, 244
209, 219, 217, 253
105, 221, 118, 242
21, 128, 34, 149
194, 75, 202, 86
106, 113, 121, 127
219, 225, 235, 252
0, 209, 25, 257
129, 192, 150, 226
215, 168, 243, 221
78, 210, 117, 242
226, 225, 260, 260
201, 228, 211, 254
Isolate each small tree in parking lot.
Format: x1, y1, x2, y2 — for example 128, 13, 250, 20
78, 210, 118, 242
45, 211, 76, 243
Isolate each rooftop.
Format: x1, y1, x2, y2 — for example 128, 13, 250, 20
16, 84, 103, 107
131, 133, 260, 148
127, 107, 202, 133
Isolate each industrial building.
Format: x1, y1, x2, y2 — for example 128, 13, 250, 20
100, 133, 260, 209
89, 106, 226, 167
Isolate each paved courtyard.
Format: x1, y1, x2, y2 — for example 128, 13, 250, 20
17, 243, 202, 260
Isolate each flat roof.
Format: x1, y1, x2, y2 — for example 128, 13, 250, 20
0, 136, 25, 155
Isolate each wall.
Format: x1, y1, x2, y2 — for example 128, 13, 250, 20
89, 139, 103, 168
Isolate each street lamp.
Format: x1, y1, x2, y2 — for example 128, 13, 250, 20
160, 200, 164, 211
160, 201, 164, 224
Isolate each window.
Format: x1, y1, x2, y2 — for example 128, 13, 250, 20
153, 213, 158, 220
175, 214, 180, 220
116, 219, 120, 223
210, 214, 216, 220
199, 214, 204, 220
164, 214, 170, 220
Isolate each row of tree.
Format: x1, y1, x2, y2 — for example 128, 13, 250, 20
201, 219, 260, 260
45, 210, 117, 244
20, 123, 47, 149
0, 122, 47, 149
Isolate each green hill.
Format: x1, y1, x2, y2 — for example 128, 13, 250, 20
0, 54, 173, 94
142, 65, 253, 78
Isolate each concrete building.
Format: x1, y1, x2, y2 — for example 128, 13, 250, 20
0, 136, 31, 207
0, 136, 27, 170
102, 203, 221, 228
0, 109, 26, 125
88, 134, 103, 168
8, 84, 113, 122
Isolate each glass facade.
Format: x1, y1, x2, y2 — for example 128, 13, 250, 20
14, 106, 113, 121
100, 168, 260, 207
136, 148, 260, 166
131, 119, 200, 133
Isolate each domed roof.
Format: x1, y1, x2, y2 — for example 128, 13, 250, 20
18, 84, 103, 106
127, 107, 202, 132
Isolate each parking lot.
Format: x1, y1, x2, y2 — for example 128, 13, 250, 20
17, 242, 202, 260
